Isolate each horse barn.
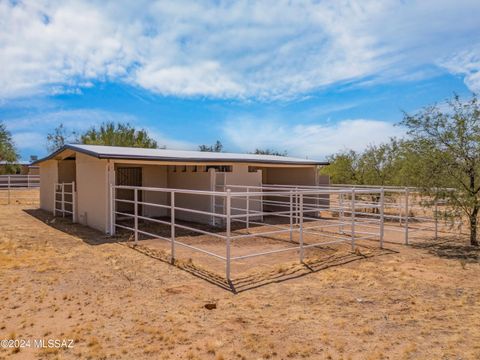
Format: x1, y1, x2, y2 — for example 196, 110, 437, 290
33, 144, 392, 282
35, 144, 329, 229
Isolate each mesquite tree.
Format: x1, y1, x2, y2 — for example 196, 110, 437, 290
0, 121, 19, 174
402, 94, 480, 246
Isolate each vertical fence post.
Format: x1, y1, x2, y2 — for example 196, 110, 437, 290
61, 184, 65, 217
434, 194, 438, 240
134, 188, 138, 245
351, 188, 356, 251
339, 193, 344, 234
71, 181, 76, 223
53, 184, 57, 216
246, 187, 250, 230
289, 190, 293, 241
404, 188, 409, 245
109, 185, 115, 234
226, 189, 231, 281
7, 176, 10, 204
295, 187, 299, 225
380, 187, 385, 249
299, 193, 304, 262
171, 191, 175, 264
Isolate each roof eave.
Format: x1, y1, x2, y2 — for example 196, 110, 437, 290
32, 144, 329, 166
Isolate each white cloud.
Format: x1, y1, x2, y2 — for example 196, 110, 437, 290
439, 44, 480, 92
223, 118, 405, 159
1, 0, 480, 99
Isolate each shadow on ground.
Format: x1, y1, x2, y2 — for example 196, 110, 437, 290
24, 208, 397, 293
410, 236, 479, 263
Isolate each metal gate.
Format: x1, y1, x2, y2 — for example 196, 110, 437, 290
54, 182, 76, 221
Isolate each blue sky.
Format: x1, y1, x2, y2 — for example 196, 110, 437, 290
1, 1, 479, 161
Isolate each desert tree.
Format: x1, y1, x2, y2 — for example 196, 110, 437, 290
253, 148, 287, 156
79, 122, 158, 148
401, 94, 480, 246
320, 150, 363, 184
46, 124, 76, 152
0, 121, 19, 174
199, 140, 223, 152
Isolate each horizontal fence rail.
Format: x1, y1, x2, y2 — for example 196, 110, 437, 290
0, 175, 40, 189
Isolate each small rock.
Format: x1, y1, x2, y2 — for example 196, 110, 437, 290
204, 303, 217, 310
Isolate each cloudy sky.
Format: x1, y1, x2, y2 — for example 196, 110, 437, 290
1, 0, 479, 160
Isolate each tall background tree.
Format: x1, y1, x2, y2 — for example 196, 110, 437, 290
79, 122, 158, 148
253, 148, 287, 156
199, 140, 223, 152
0, 121, 19, 174
47, 122, 158, 151
46, 124, 76, 152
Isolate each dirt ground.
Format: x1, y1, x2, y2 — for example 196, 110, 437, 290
0, 189, 39, 206
1, 205, 479, 360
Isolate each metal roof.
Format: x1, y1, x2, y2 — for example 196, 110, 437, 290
34, 144, 328, 166
0, 160, 34, 165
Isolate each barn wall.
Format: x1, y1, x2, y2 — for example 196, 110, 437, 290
76, 153, 108, 232
167, 168, 213, 223
142, 165, 168, 217
39, 160, 58, 213
224, 164, 263, 218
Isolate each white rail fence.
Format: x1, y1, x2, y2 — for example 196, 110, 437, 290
54, 182, 76, 221
110, 185, 386, 281
0, 175, 40, 188
0, 175, 40, 205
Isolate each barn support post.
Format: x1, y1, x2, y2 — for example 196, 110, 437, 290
170, 191, 176, 264
351, 188, 356, 251
109, 185, 115, 235
380, 187, 385, 248
134, 188, 139, 245
289, 190, 293, 241
53, 183, 57, 215
226, 189, 232, 281
299, 193, 304, 262
404, 188, 409, 245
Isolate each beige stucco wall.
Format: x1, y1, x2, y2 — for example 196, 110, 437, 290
167, 168, 213, 223
39, 160, 58, 213
224, 164, 263, 219
76, 153, 108, 232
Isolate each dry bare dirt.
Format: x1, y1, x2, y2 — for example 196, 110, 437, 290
1, 205, 479, 360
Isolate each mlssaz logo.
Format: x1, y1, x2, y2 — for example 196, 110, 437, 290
34, 339, 74, 349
